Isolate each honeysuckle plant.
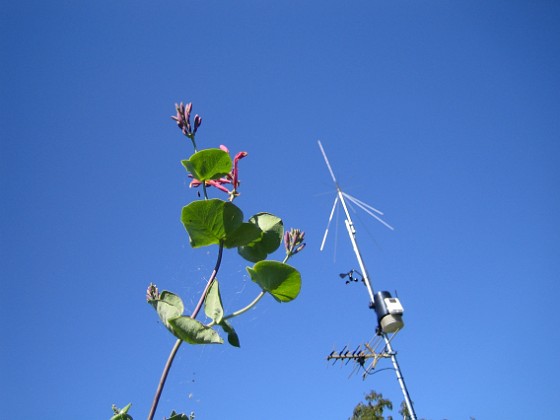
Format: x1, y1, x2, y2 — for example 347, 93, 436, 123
112, 102, 305, 420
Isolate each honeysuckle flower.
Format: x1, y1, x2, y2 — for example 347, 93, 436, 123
231, 151, 248, 197
189, 176, 232, 194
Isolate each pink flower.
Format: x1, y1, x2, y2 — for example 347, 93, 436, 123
231, 151, 248, 195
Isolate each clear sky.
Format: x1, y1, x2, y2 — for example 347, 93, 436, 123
2, 1, 559, 419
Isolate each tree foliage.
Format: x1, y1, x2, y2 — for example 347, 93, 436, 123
350, 390, 394, 420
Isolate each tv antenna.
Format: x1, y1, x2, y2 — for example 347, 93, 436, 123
318, 140, 417, 420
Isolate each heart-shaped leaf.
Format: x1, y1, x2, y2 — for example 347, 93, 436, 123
238, 244, 267, 263
246, 261, 301, 302
181, 149, 231, 182
250, 213, 284, 253
181, 199, 243, 248
237, 213, 283, 262
224, 222, 262, 249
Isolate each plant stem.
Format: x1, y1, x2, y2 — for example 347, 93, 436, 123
189, 133, 198, 152
224, 291, 265, 320
148, 242, 224, 420
202, 182, 207, 200
147, 338, 182, 420
191, 241, 224, 319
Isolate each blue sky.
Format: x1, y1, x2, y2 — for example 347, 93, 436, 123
2, 1, 559, 419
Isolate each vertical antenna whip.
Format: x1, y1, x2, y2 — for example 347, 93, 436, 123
318, 140, 339, 186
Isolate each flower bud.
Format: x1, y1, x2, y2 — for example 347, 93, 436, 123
146, 282, 160, 302
285, 228, 306, 256
194, 115, 202, 133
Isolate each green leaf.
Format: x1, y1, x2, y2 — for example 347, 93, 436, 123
237, 213, 283, 262
246, 261, 301, 302
237, 243, 267, 263
110, 403, 133, 420
168, 316, 224, 344
250, 213, 284, 253
204, 280, 223, 324
181, 199, 243, 248
154, 291, 185, 330
219, 319, 240, 347
224, 222, 262, 248
166, 412, 189, 420
110, 413, 133, 420
181, 149, 231, 181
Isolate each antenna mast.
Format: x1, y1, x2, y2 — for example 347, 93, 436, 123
318, 141, 376, 302
318, 140, 417, 420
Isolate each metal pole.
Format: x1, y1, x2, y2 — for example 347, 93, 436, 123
383, 334, 417, 420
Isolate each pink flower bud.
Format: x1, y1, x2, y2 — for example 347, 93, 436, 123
184, 103, 192, 121
194, 115, 202, 133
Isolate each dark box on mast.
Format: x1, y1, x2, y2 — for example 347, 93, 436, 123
373, 291, 404, 333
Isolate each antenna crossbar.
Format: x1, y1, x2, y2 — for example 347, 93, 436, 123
326, 339, 392, 380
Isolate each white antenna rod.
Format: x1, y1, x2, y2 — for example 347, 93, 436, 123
343, 192, 395, 231
318, 140, 418, 420
318, 140, 376, 302
320, 196, 339, 251
317, 140, 339, 186
343, 192, 385, 215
